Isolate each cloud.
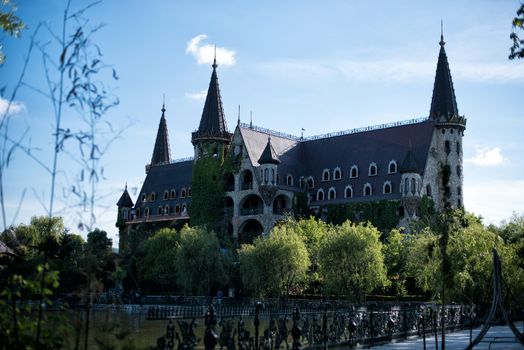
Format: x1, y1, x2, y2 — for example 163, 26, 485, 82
185, 90, 207, 101
466, 146, 507, 166
0, 97, 26, 116
186, 34, 236, 66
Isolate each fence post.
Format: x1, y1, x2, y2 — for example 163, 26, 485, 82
421, 305, 426, 350
369, 303, 374, 348
254, 301, 264, 350
323, 302, 332, 350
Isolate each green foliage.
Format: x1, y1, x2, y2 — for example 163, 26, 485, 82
175, 225, 229, 295
139, 228, 180, 289
383, 229, 411, 297
292, 191, 309, 218
0, 0, 25, 65
510, 3, 524, 60
325, 200, 401, 232
239, 224, 310, 298
317, 221, 388, 301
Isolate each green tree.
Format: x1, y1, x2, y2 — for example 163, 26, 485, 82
0, 0, 24, 65
176, 225, 229, 295
510, 3, 524, 60
317, 221, 387, 301
239, 224, 310, 298
383, 228, 411, 297
139, 228, 180, 290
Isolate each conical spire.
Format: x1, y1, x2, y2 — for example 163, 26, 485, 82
150, 102, 171, 165
429, 28, 459, 121
258, 136, 280, 165
192, 55, 230, 143
116, 184, 134, 207
400, 143, 420, 173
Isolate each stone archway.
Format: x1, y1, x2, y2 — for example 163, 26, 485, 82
238, 219, 263, 245
272, 194, 290, 215
240, 194, 263, 216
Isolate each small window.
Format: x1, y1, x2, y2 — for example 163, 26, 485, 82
388, 160, 397, 174
276, 173, 280, 184
182, 204, 187, 213
150, 192, 156, 201
345, 185, 353, 198
456, 165, 461, 177
383, 182, 392, 194
175, 205, 181, 214
333, 167, 342, 180
157, 207, 163, 215
317, 189, 324, 201
187, 187, 192, 197
322, 169, 330, 182
170, 189, 176, 199
286, 174, 293, 186
426, 184, 432, 197
328, 187, 336, 200
181, 188, 186, 198
307, 177, 315, 189
445, 141, 451, 155
457, 186, 461, 196
163, 191, 169, 200
456, 142, 461, 155
411, 178, 416, 194
145, 207, 150, 217
299, 177, 306, 188
141, 194, 146, 202
165, 205, 170, 215
368, 163, 377, 176
350, 165, 358, 178
136, 208, 141, 217
364, 184, 372, 196
404, 178, 409, 195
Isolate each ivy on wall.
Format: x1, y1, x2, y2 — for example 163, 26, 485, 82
324, 200, 402, 232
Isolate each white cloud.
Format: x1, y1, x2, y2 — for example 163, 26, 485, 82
186, 34, 236, 66
185, 90, 207, 101
0, 97, 26, 116
466, 146, 507, 166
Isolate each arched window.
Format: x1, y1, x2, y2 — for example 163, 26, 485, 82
135, 208, 141, 217
144, 207, 150, 217
328, 187, 336, 200
426, 184, 432, 197
163, 191, 169, 200
271, 169, 275, 184
410, 178, 416, 194
157, 206, 163, 215
264, 168, 269, 183
165, 205, 170, 215
150, 192, 156, 201
445, 140, 451, 155
368, 163, 377, 176
350, 165, 358, 178
141, 193, 146, 202
456, 141, 461, 155
333, 167, 342, 180
181, 188, 186, 198
316, 189, 324, 201
322, 169, 330, 182
457, 186, 461, 196
388, 160, 397, 174
187, 187, 191, 197
299, 177, 305, 188
170, 189, 176, 199
175, 205, 180, 214
456, 165, 461, 177
364, 184, 372, 196
383, 181, 392, 194
286, 174, 293, 186
307, 177, 315, 189
404, 178, 409, 195
182, 204, 187, 213
345, 185, 353, 198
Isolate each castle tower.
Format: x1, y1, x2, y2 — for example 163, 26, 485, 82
146, 103, 172, 173
399, 146, 422, 218
423, 29, 466, 212
116, 184, 134, 252
190, 55, 232, 230
258, 136, 280, 186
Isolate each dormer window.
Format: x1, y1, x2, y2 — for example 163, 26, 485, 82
350, 165, 358, 178
141, 193, 146, 202
145, 207, 150, 217
181, 188, 187, 198
383, 181, 392, 194
388, 160, 397, 174
188, 187, 192, 197
364, 183, 372, 196
150, 192, 156, 201
322, 169, 330, 182
328, 187, 336, 200
299, 177, 306, 189
368, 163, 377, 177
157, 206, 163, 215
165, 205, 170, 215
175, 205, 181, 214
307, 177, 315, 189
333, 167, 342, 180
316, 189, 324, 201
286, 174, 293, 186
163, 191, 169, 200
136, 208, 141, 218
170, 189, 176, 199
344, 185, 353, 198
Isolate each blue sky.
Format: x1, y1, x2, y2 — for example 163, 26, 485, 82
1, 0, 523, 245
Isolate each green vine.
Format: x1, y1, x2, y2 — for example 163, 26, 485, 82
325, 200, 402, 232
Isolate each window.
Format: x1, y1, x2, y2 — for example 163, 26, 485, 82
411, 178, 416, 194
383, 181, 392, 194
328, 187, 336, 200
264, 168, 269, 183
163, 191, 169, 200
457, 186, 461, 196
404, 178, 409, 195
165, 205, 170, 215
170, 189, 176, 199
175, 205, 180, 214
307, 177, 315, 189
286, 174, 293, 186
426, 184, 432, 197
182, 204, 187, 213
316, 189, 324, 201
350, 165, 358, 178
322, 169, 330, 182
456, 165, 461, 177
388, 160, 397, 174
181, 188, 186, 198
333, 167, 342, 180
368, 163, 377, 176
141, 193, 146, 202
271, 169, 275, 184
144, 207, 150, 217
364, 184, 372, 196
150, 192, 156, 201
445, 141, 450, 155
187, 187, 192, 197
299, 177, 305, 188
456, 141, 461, 155
344, 185, 353, 198
157, 207, 163, 215
136, 208, 141, 217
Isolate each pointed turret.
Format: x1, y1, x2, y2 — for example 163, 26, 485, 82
399, 147, 420, 174
116, 185, 134, 208
150, 103, 171, 166
191, 54, 230, 143
258, 136, 280, 165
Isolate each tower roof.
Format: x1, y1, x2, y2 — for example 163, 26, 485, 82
150, 104, 171, 166
399, 146, 420, 174
192, 57, 230, 143
116, 185, 134, 207
258, 136, 280, 165
429, 31, 459, 121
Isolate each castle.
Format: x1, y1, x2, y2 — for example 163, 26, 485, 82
116, 33, 466, 252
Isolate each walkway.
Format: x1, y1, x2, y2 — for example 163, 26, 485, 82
370, 325, 524, 350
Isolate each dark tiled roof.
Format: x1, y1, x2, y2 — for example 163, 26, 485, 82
150, 106, 171, 165
134, 160, 193, 212
399, 147, 420, 173
192, 64, 229, 142
116, 187, 134, 207
258, 137, 281, 164
429, 37, 459, 121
